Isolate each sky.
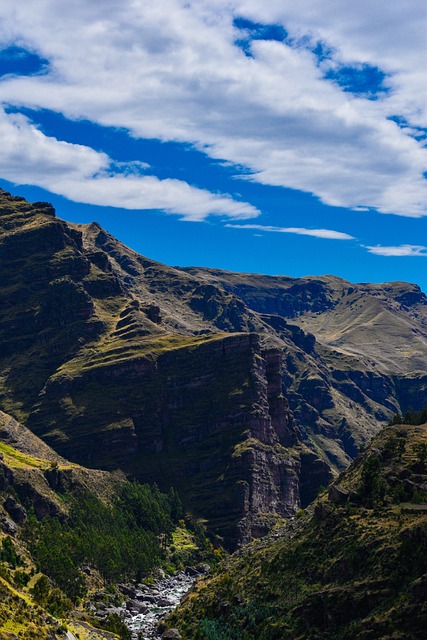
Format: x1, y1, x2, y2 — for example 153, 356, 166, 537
0, 1, 426, 291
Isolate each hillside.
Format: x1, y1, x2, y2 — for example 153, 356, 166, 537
0, 409, 209, 640
0, 409, 121, 639
1, 188, 427, 546
166, 421, 427, 639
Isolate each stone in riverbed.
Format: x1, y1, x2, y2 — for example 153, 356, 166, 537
119, 584, 136, 598
126, 599, 148, 613
157, 597, 174, 607
136, 593, 157, 603
162, 630, 182, 639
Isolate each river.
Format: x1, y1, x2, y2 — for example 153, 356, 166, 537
124, 570, 197, 639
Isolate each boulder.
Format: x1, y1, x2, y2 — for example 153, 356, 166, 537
328, 484, 349, 504
104, 606, 124, 616
162, 630, 182, 639
126, 599, 148, 614
137, 593, 157, 603
314, 501, 334, 521
4, 496, 27, 524
196, 563, 211, 574
0, 514, 18, 535
157, 597, 174, 607
119, 584, 136, 598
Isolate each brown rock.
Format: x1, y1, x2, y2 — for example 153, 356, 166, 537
328, 484, 349, 504
162, 630, 182, 639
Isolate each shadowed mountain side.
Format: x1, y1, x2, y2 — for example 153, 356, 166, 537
0, 410, 124, 521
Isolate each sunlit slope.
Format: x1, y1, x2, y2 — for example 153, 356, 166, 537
183, 268, 427, 375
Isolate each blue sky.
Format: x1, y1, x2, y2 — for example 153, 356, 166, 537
0, 1, 426, 291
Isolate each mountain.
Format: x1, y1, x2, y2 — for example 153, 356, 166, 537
1, 188, 427, 547
166, 421, 427, 639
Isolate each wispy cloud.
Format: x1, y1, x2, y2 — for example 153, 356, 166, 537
365, 244, 427, 257
0, 1, 425, 217
226, 223, 355, 240
0, 109, 259, 221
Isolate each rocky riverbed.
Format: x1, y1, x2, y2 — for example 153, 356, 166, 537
89, 566, 209, 640
125, 569, 199, 639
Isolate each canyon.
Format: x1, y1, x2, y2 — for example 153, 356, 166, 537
1, 188, 427, 547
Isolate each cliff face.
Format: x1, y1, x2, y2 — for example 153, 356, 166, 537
1, 189, 426, 545
27, 333, 300, 548
0, 190, 304, 546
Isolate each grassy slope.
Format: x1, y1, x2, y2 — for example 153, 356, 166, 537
0, 572, 118, 640
0, 419, 123, 639
168, 423, 427, 640
182, 267, 427, 375
0, 409, 217, 639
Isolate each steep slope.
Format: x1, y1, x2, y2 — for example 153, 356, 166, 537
167, 422, 427, 640
0, 409, 123, 520
0, 410, 124, 639
0, 409, 209, 640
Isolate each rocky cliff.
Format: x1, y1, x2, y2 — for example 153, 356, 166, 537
1, 188, 426, 546
0, 191, 303, 546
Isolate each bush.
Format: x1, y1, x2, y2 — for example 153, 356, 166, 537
0, 536, 20, 569
359, 457, 386, 507
103, 613, 131, 640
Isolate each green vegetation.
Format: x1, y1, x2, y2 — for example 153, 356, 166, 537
388, 404, 427, 426
102, 612, 131, 640
24, 482, 184, 600
31, 574, 73, 617
167, 424, 427, 639
0, 442, 51, 470
0, 536, 21, 570
0, 472, 214, 637
2, 189, 427, 639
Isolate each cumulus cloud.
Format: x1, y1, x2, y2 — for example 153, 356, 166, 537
0, 109, 259, 220
365, 244, 427, 257
226, 223, 355, 240
0, 1, 425, 216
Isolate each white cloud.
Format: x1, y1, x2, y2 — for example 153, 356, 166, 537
229, 0, 427, 127
227, 223, 355, 240
0, 109, 259, 220
365, 244, 427, 257
0, 1, 425, 216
